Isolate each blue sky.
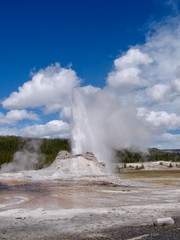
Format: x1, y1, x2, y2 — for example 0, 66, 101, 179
0, 0, 166, 93
0, 0, 180, 150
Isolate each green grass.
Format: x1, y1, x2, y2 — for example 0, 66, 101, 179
120, 169, 180, 178
120, 169, 180, 186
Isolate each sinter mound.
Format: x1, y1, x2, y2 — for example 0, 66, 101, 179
49, 151, 107, 177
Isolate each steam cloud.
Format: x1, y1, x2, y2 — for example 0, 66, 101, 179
0, 140, 45, 173
71, 88, 150, 170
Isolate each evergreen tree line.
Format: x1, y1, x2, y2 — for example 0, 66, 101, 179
117, 148, 180, 163
0, 136, 70, 168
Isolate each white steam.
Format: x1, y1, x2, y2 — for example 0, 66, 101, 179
0, 140, 45, 173
71, 87, 150, 169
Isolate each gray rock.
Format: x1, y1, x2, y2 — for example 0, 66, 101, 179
56, 150, 71, 160
154, 217, 174, 226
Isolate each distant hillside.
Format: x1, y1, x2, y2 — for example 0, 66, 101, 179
161, 149, 180, 154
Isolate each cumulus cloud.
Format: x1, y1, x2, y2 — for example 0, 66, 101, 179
172, 66, 180, 92
153, 132, 180, 149
0, 127, 19, 136
20, 120, 69, 138
106, 17, 180, 110
145, 84, 171, 103
60, 107, 71, 121
138, 108, 180, 132
0, 120, 69, 139
80, 85, 101, 95
173, 78, 180, 92
2, 63, 80, 113
0, 110, 39, 125
0, 63, 77, 139
107, 49, 152, 91
142, 17, 180, 88
113, 48, 152, 69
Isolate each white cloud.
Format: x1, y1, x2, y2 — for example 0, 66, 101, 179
0, 110, 39, 125
145, 84, 170, 103
138, 108, 180, 132
107, 17, 180, 137
20, 120, 69, 138
108, 67, 143, 89
60, 107, 71, 121
0, 120, 69, 138
44, 104, 64, 114
107, 49, 152, 91
80, 85, 101, 95
2, 63, 80, 113
152, 132, 180, 149
109, 17, 180, 109
173, 78, 180, 92
142, 17, 180, 87
114, 48, 153, 69
0, 127, 19, 136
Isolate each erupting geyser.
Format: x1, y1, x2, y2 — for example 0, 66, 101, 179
70, 87, 150, 171
71, 88, 94, 155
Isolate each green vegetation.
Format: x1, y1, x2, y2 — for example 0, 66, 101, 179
148, 148, 180, 162
0, 136, 20, 165
0, 136, 70, 168
117, 147, 180, 164
41, 138, 70, 166
117, 149, 146, 164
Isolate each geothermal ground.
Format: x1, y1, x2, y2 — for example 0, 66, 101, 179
0, 153, 180, 239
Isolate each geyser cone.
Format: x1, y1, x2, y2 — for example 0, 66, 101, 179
50, 151, 107, 178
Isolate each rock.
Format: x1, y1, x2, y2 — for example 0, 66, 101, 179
153, 217, 174, 226
135, 164, 144, 170
55, 150, 71, 160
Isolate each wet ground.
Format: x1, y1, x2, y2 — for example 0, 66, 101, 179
0, 170, 180, 239
0, 176, 179, 211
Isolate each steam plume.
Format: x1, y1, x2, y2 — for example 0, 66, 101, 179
71, 87, 150, 169
0, 139, 45, 173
